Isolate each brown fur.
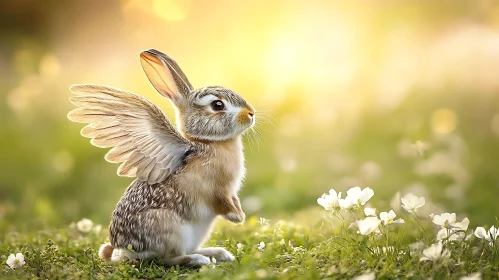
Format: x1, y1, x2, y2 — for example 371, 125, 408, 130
178, 137, 245, 217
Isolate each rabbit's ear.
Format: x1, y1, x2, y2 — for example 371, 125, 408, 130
140, 49, 193, 104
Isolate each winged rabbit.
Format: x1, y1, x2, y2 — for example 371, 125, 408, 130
67, 49, 256, 266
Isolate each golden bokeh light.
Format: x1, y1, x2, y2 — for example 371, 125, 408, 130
39, 54, 60, 79
122, 0, 191, 25
153, 0, 190, 21
7, 75, 42, 113
264, 35, 302, 89
431, 108, 458, 135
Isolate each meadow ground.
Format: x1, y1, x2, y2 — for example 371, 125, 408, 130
2, 188, 498, 279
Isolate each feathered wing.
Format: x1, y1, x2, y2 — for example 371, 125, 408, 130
67, 84, 192, 184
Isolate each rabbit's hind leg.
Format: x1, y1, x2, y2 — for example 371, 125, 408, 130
126, 250, 157, 262
161, 254, 211, 267
193, 247, 235, 262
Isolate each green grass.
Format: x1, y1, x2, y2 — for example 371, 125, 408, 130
2, 209, 499, 279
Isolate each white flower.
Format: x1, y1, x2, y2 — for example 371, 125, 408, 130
340, 186, 374, 210
432, 213, 456, 229
352, 271, 375, 280
474, 227, 488, 240
460, 272, 481, 280
76, 218, 94, 233
6, 253, 26, 269
357, 217, 381, 235
453, 217, 470, 231
379, 210, 405, 225
347, 186, 374, 206
339, 198, 354, 210
436, 217, 470, 242
257, 241, 265, 251
364, 208, 377, 217
317, 189, 342, 211
401, 193, 425, 213
475, 226, 499, 245
419, 242, 451, 262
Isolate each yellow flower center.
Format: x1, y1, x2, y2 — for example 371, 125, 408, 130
13, 259, 20, 264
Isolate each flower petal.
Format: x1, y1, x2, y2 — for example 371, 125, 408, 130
416, 197, 426, 208
388, 210, 397, 219
454, 217, 470, 231
15, 253, 24, 262
432, 213, 456, 227
474, 227, 487, 240
328, 189, 338, 197
339, 198, 353, 210
358, 217, 381, 235
360, 187, 374, 204
379, 212, 389, 223
364, 207, 376, 217
489, 226, 499, 240
393, 218, 405, 224
346, 186, 361, 199
401, 205, 411, 212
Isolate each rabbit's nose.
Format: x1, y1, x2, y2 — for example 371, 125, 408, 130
246, 104, 256, 117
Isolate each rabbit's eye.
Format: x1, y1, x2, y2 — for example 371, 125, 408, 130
211, 100, 225, 111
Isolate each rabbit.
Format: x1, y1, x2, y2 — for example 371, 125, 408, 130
67, 49, 256, 266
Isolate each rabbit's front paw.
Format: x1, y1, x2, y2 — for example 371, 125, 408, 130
224, 211, 245, 224
195, 247, 235, 262
214, 248, 235, 262
186, 254, 211, 267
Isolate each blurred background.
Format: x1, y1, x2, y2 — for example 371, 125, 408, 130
1, 0, 499, 233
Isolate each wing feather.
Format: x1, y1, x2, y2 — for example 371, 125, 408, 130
148, 166, 164, 184
118, 153, 144, 176
68, 84, 193, 184
105, 146, 136, 163
82, 125, 122, 138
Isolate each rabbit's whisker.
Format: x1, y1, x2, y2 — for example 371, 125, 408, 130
244, 127, 258, 152
251, 125, 264, 151
249, 128, 260, 152
255, 115, 275, 127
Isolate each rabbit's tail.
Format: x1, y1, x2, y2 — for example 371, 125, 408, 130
98, 243, 114, 261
